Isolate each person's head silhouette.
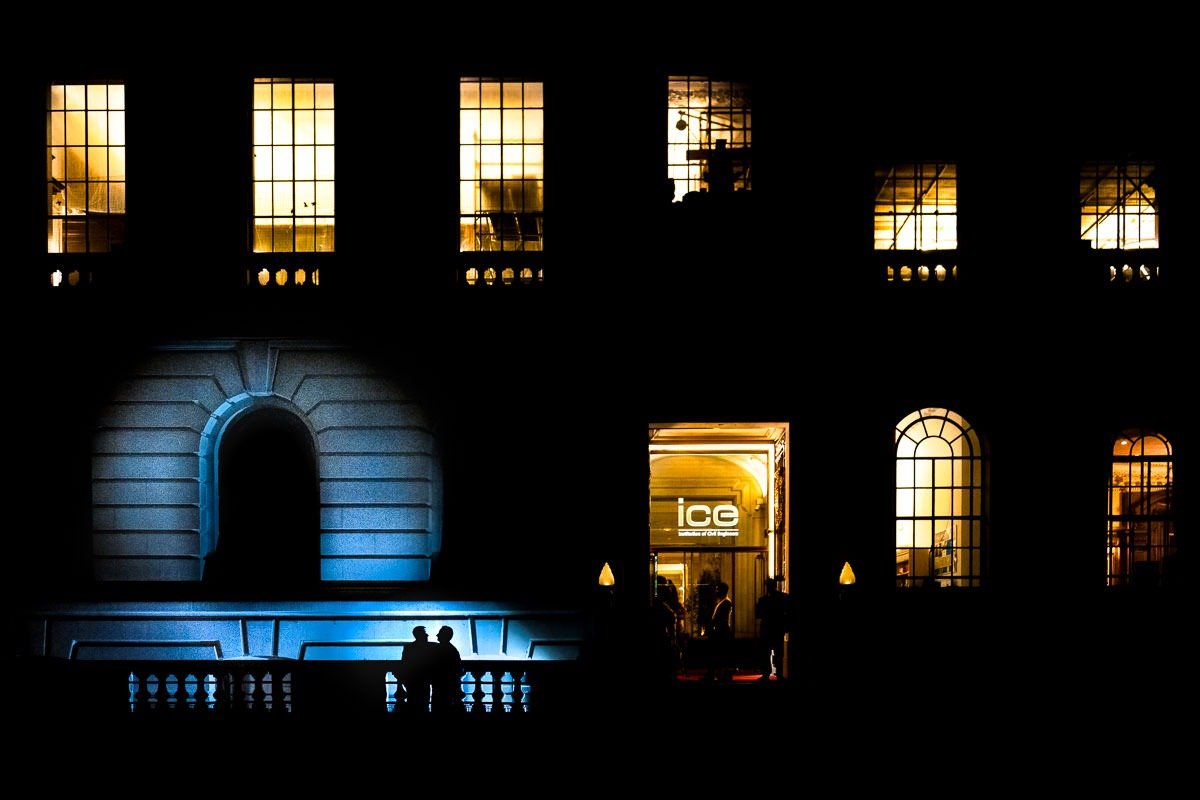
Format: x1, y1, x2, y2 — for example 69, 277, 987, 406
412, 625, 428, 642
436, 625, 454, 644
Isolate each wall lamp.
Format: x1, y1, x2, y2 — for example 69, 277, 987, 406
674, 109, 728, 131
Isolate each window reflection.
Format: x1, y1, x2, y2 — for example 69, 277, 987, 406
459, 79, 543, 252
253, 79, 334, 253
47, 83, 125, 253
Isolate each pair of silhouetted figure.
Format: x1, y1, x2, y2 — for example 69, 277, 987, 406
400, 625, 463, 711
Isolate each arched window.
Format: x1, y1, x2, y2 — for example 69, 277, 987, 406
1108, 432, 1175, 588
895, 408, 984, 588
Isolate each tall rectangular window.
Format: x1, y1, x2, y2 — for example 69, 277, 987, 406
667, 76, 751, 202
874, 163, 957, 251
47, 83, 125, 253
459, 79, 543, 252
1081, 161, 1157, 250
253, 79, 335, 253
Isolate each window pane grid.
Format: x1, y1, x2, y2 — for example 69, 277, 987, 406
875, 162, 957, 251
252, 79, 335, 253
47, 83, 125, 253
459, 79, 544, 253
895, 409, 984, 588
1081, 161, 1157, 250
667, 76, 751, 202
1107, 431, 1175, 587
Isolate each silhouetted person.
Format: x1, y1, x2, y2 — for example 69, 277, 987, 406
755, 576, 791, 680
707, 581, 733, 680
401, 625, 436, 711
650, 578, 682, 683
431, 625, 464, 711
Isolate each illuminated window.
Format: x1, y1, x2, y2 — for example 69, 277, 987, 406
875, 163, 957, 251
667, 77, 751, 202
895, 408, 984, 589
47, 83, 125, 253
1081, 162, 1157, 250
460, 79, 543, 252
1108, 432, 1175, 588
253, 79, 334, 253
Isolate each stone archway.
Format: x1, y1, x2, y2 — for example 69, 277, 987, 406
93, 340, 441, 583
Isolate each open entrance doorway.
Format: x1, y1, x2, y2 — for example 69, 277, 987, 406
649, 422, 789, 680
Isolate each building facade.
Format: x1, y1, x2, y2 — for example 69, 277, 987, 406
4, 23, 1194, 737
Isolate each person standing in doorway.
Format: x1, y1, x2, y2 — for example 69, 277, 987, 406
755, 576, 791, 680
707, 581, 733, 681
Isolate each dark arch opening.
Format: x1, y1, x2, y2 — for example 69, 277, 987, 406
206, 408, 319, 595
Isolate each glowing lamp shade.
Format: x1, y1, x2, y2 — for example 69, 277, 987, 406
598, 562, 616, 587
838, 561, 856, 585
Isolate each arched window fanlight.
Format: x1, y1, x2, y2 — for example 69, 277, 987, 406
895, 408, 985, 589
1108, 431, 1175, 588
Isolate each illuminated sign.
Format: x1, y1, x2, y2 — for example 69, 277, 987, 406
676, 497, 739, 538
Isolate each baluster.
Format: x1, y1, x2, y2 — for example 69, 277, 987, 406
146, 674, 159, 711
500, 671, 515, 713
282, 672, 293, 713
241, 673, 256, 711
165, 674, 179, 710
128, 672, 139, 713
262, 671, 274, 712
204, 674, 218, 710
460, 671, 477, 714
224, 673, 235, 711
385, 670, 398, 714
520, 671, 532, 713
185, 674, 198, 710
480, 671, 494, 713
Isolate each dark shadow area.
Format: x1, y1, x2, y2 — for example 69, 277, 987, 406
205, 408, 319, 595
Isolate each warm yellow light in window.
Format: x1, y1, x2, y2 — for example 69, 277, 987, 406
666, 76, 752, 202
68, 270, 80, 286
838, 562, 856, 585
501, 267, 514, 285
1081, 162, 1157, 250
51, 270, 63, 287
875, 163, 957, 251
312, 269, 320, 286
520, 267, 533, 284
465, 267, 478, 286
295, 268, 306, 286
48, 83, 125, 253
483, 267, 496, 285
254, 79, 334, 253
598, 562, 616, 587
459, 78, 544, 253
257, 269, 270, 286
275, 268, 287, 286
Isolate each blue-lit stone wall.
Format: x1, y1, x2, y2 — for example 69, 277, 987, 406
24, 602, 583, 661
93, 340, 442, 582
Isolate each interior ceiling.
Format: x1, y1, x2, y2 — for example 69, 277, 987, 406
649, 423, 787, 445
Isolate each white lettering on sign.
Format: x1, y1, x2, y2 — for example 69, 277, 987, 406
677, 497, 739, 536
